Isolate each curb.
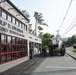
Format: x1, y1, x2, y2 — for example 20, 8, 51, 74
66, 52, 76, 60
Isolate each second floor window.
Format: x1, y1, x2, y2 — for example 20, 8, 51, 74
19, 22, 22, 28
16, 20, 18, 26
2, 11, 6, 19
8, 14, 11, 22
12, 17, 15, 24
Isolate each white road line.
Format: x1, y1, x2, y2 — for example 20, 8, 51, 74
46, 66, 76, 69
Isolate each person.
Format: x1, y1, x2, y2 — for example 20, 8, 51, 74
30, 48, 33, 59
42, 46, 46, 56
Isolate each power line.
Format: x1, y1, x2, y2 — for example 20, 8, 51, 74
59, 0, 73, 30
57, 0, 67, 28
61, 14, 76, 36
62, 23, 76, 37
61, 0, 76, 32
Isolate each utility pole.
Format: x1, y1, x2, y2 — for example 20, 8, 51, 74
56, 30, 61, 41
57, 30, 59, 35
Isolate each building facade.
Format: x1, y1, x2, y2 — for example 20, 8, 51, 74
0, 0, 42, 72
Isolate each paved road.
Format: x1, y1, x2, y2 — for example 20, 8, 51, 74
1, 49, 76, 75
31, 54, 76, 75
66, 47, 73, 52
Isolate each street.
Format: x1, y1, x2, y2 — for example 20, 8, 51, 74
1, 47, 76, 75
31, 54, 76, 75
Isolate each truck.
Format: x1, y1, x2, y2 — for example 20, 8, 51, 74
48, 34, 66, 56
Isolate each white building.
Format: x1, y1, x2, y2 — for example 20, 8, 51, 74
0, 0, 42, 73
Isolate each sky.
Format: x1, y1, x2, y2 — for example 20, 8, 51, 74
10, 0, 76, 38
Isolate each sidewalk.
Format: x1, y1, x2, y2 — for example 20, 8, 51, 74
0, 54, 46, 75
66, 49, 76, 60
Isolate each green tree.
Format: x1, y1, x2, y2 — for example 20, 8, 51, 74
38, 32, 43, 39
42, 33, 54, 46
29, 24, 33, 33
67, 37, 71, 46
71, 35, 76, 45
22, 10, 30, 18
34, 12, 48, 35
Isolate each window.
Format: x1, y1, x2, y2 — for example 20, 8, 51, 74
0, 20, 2, 24
7, 36, 11, 44
0, 34, 28, 64
0, 20, 7, 26
1, 44, 7, 52
1, 54, 7, 63
2, 10, 6, 19
16, 37, 19, 44
7, 36, 12, 52
12, 53, 16, 60
12, 37, 15, 44
8, 14, 11, 22
12, 17, 15, 24
22, 24, 25, 29
7, 54, 12, 61
8, 24, 11, 28
7, 44, 12, 52
26, 26, 27, 31
19, 22, 22, 28
1, 34, 6, 44
16, 20, 18, 26
2, 21, 7, 26
0, 8, 1, 16
25, 25, 27, 30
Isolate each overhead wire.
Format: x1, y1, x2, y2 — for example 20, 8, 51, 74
61, 0, 76, 31
61, 0, 76, 36
59, 0, 73, 31
62, 23, 76, 37
61, 14, 76, 36
57, 0, 67, 30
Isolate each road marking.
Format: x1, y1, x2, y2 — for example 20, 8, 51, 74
46, 66, 76, 69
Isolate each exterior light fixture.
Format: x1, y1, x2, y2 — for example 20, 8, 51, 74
20, 18, 25, 20
8, 8, 13, 10
16, 14, 20, 16
0, 0, 5, 3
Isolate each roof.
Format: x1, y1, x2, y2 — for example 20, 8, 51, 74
6, 0, 30, 22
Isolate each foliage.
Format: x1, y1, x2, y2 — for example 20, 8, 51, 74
38, 32, 43, 39
22, 10, 30, 18
73, 49, 76, 53
42, 33, 54, 46
29, 24, 33, 33
34, 12, 48, 35
64, 35, 76, 46
73, 43, 76, 49
38, 26, 43, 30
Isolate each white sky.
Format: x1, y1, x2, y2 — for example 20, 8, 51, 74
10, 0, 76, 38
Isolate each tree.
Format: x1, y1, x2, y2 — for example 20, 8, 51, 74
42, 33, 54, 46
71, 35, 76, 45
38, 32, 43, 39
29, 24, 33, 33
34, 12, 48, 35
38, 26, 43, 31
22, 10, 30, 18
67, 37, 71, 46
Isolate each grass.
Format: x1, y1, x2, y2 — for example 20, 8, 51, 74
73, 49, 76, 53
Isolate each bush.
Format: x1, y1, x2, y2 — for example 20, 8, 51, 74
73, 49, 76, 53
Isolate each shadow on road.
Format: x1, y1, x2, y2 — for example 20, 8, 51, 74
0, 53, 64, 75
